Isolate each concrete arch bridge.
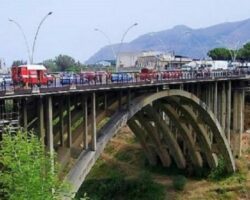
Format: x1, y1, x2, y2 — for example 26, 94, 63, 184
0, 77, 248, 196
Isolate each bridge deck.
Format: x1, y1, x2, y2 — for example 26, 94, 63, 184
0, 75, 249, 99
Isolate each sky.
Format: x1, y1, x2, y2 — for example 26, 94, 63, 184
0, 0, 250, 66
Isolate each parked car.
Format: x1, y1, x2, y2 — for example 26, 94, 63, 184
60, 74, 77, 85
111, 73, 133, 82
3, 75, 13, 85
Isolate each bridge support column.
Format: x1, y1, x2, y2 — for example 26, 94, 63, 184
67, 96, 72, 148
22, 98, 28, 131
127, 89, 131, 110
232, 90, 245, 157
104, 93, 108, 111
221, 82, 227, 131
38, 97, 45, 145
59, 98, 64, 147
226, 81, 231, 143
214, 82, 218, 117
46, 96, 53, 156
83, 95, 88, 150
118, 91, 122, 110
91, 92, 96, 151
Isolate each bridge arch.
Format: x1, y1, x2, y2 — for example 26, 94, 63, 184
67, 89, 235, 193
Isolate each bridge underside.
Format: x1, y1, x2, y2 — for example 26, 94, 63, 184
65, 89, 238, 195
0, 79, 247, 198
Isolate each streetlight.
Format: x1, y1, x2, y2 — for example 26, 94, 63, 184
94, 28, 116, 60
9, 18, 32, 63
216, 39, 241, 63
9, 12, 53, 64
149, 32, 174, 69
116, 22, 138, 72
31, 11, 53, 64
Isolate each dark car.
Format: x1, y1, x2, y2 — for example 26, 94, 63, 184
111, 73, 133, 82
60, 74, 77, 85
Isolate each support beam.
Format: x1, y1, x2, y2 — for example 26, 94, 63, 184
167, 98, 217, 169
144, 105, 186, 169
104, 93, 108, 111
221, 82, 226, 131
91, 92, 96, 151
67, 96, 72, 148
136, 113, 171, 167
23, 98, 28, 131
118, 90, 122, 110
127, 119, 157, 165
127, 89, 131, 110
159, 103, 203, 168
83, 95, 88, 150
38, 97, 45, 145
232, 90, 245, 157
46, 96, 53, 156
226, 81, 231, 143
59, 97, 64, 147
214, 82, 218, 117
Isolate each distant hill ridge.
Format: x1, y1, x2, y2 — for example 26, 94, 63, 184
86, 18, 250, 64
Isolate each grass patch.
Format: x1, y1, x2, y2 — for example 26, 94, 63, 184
76, 172, 165, 200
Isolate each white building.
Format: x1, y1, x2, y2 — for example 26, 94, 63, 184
116, 52, 141, 68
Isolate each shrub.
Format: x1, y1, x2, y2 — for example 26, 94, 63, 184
209, 156, 227, 181
172, 175, 187, 191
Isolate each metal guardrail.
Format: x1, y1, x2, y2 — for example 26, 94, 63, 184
0, 70, 249, 97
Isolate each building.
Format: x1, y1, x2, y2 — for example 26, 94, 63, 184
95, 60, 116, 67
116, 51, 193, 71
116, 52, 141, 69
136, 51, 192, 70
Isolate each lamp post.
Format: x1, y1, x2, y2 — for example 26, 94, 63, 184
149, 33, 174, 70
9, 19, 32, 64
94, 28, 116, 60
9, 12, 52, 64
31, 12, 53, 64
216, 39, 241, 63
116, 22, 138, 72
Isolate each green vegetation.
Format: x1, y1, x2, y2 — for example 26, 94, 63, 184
208, 41, 250, 61
43, 54, 87, 72
76, 172, 165, 200
208, 156, 228, 181
172, 175, 187, 191
0, 130, 70, 200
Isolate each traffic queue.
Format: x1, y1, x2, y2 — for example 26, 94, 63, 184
0, 64, 248, 89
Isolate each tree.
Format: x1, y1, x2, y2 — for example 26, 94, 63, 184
0, 130, 67, 200
12, 60, 27, 67
238, 42, 250, 61
43, 59, 59, 72
55, 54, 76, 71
207, 48, 231, 60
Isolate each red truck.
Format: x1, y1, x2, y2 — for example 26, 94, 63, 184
12, 65, 53, 86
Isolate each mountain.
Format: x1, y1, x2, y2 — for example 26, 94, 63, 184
86, 18, 250, 64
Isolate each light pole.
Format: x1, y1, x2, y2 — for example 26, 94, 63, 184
94, 28, 116, 60
149, 33, 174, 69
9, 19, 32, 64
116, 22, 138, 72
9, 12, 52, 64
31, 11, 53, 64
216, 39, 241, 63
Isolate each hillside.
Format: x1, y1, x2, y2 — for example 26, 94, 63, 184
86, 18, 250, 64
